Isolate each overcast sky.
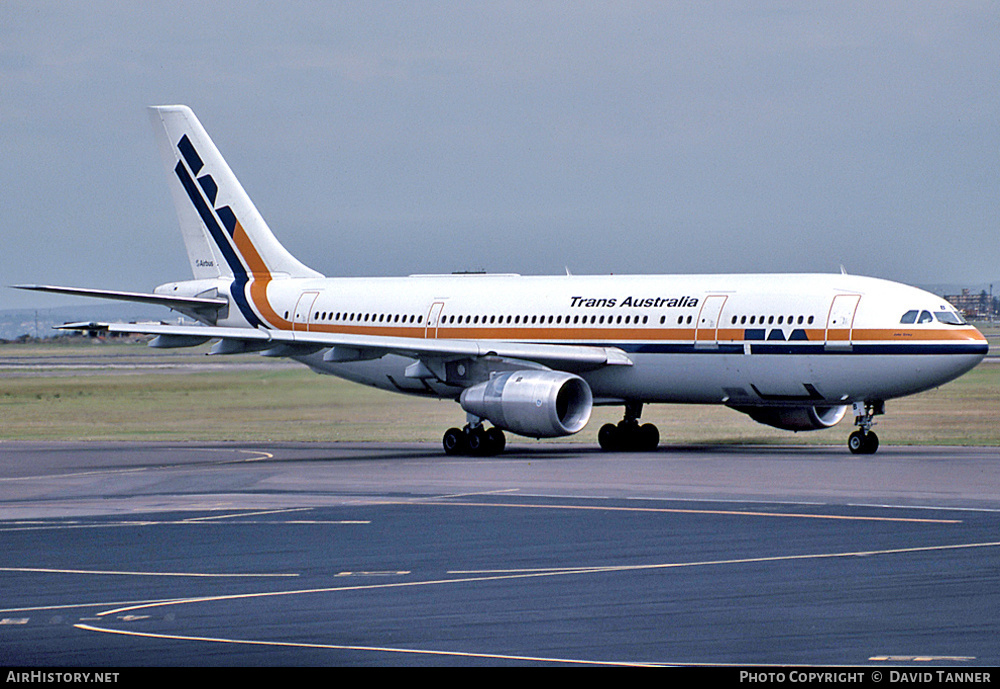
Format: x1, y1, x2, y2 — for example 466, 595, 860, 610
3, 1, 998, 310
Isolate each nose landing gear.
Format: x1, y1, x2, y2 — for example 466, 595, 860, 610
848, 400, 883, 455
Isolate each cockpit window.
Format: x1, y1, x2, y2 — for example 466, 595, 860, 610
901, 308, 966, 325
934, 311, 966, 325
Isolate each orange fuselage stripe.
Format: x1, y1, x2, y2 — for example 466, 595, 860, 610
232, 220, 290, 329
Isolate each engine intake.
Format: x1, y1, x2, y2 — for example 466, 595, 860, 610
460, 370, 593, 438
734, 405, 848, 432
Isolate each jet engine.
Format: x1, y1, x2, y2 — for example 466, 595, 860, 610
734, 405, 848, 432
459, 370, 593, 438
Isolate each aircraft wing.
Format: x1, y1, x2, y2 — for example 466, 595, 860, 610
56, 321, 634, 371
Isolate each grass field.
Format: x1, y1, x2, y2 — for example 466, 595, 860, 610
1, 337, 998, 447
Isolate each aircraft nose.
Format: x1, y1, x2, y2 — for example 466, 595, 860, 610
959, 324, 990, 364
967, 325, 989, 346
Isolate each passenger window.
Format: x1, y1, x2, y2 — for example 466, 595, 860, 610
900, 310, 918, 324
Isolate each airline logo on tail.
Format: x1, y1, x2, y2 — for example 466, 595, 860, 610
172, 133, 273, 329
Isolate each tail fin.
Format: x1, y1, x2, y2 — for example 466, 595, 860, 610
148, 105, 322, 281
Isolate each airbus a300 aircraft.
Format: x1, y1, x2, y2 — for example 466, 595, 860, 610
17, 106, 988, 455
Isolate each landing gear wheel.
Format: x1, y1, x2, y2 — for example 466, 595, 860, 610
598, 423, 619, 451
485, 427, 506, 454
466, 427, 487, 455
443, 427, 467, 456
442, 425, 506, 456
849, 401, 884, 455
848, 430, 879, 455
848, 431, 865, 454
638, 423, 659, 451
865, 432, 880, 454
598, 405, 659, 452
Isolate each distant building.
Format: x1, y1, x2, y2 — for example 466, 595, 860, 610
944, 288, 995, 321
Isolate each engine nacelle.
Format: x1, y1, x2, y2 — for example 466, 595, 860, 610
459, 370, 593, 438
735, 405, 848, 432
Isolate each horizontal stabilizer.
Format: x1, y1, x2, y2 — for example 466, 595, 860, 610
13, 284, 227, 311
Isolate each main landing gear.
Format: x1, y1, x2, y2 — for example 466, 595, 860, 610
442, 423, 506, 456
598, 402, 660, 452
848, 400, 884, 455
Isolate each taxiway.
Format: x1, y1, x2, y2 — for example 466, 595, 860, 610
1, 441, 998, 666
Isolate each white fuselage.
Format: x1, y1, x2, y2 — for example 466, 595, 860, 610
172, 271, 986, 408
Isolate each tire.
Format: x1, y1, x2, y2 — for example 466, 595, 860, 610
467, 427, 486, 455
848, 431, 866, 455
598, 423, 619, 451
485, 427, 506, 455
443, 427, 467, 455
863, 431, 879, 454
639, 424, 659, 451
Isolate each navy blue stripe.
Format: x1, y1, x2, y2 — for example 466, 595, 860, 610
850, 343, 989, 356
177, 135, 203, 174
749, 343, 824, 355
197, 174, 218, 205
230, 276, 260, 327
727, 328, 811, 341
619, 343, 745, 355
566, 342, 987, 356
216, 206, 238, 237
174, 160, 264, 328
174, 161, 243, 275
750, 343, 987, 356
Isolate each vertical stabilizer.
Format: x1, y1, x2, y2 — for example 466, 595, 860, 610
148, 105, 322, 282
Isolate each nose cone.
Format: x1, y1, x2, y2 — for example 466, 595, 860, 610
937, 323, 989, 384
959, 323, 989, 354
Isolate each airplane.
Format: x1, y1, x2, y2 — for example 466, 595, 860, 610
15, 105, 989, 456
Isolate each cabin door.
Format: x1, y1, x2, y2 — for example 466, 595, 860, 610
694, 295, 728, 349
425, 301, 445, 338
292, 291, 320, 332
825, 294, 861, 351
